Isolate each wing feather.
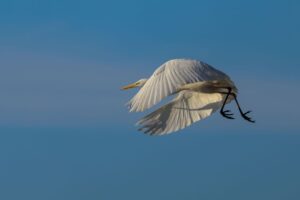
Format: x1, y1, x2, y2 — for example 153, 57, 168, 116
128, 59, 229, 112
137, 90, 226, 135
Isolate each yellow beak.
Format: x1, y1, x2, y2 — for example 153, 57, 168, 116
121, 82, 138, 90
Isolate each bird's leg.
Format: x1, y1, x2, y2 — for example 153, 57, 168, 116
220, 87, 235, 119
231, 93, 255, 123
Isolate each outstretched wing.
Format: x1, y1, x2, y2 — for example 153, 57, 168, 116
137, 90, 226, 135
127, 59, 229, 112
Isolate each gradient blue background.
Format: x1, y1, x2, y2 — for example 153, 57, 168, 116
0, 0, 300, 199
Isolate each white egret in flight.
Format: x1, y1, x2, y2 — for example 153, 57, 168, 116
122, 59, 254, 135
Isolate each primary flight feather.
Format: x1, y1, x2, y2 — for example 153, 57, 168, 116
122, 59, 254, 135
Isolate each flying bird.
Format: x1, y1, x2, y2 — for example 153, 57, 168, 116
122, 59, 254, 135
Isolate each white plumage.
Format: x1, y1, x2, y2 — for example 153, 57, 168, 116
127, 59, 230, 112
122, 59, 253, 135
137, 91, 224, 135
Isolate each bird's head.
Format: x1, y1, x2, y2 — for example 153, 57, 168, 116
121, 78, 148, 90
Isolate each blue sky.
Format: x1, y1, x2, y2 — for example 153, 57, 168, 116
0, 0, 300, 199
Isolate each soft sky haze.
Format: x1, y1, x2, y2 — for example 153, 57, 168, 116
0, 0, 299, 199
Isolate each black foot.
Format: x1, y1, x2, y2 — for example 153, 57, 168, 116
241, 111, 255, 123
220, 110, 235, 119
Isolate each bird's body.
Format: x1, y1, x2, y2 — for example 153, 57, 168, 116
122, 59, 254, 135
